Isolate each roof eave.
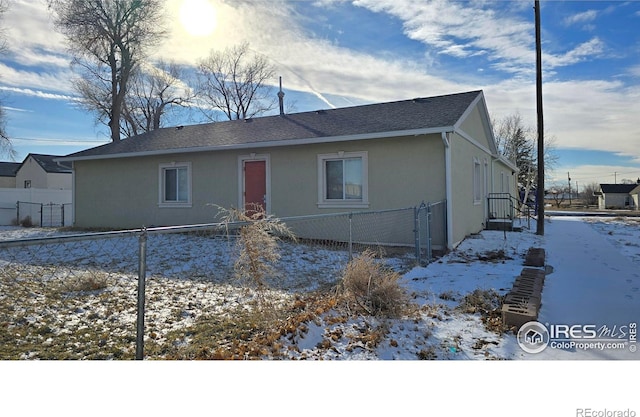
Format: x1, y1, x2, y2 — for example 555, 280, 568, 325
58, 126, 453, 162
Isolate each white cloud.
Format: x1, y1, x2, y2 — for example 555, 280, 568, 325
4, 0, 68, 61
0, 63, 74, 95
564, 10, 598, 26
352, 0, 536, 73
480, 76, 640, 179
544, 37, 605, 68
159, 0, 467, 105
549, 164, 640, 188
0, 86, 76, 101
1, 106, 33, 113
628, 65, 640, 78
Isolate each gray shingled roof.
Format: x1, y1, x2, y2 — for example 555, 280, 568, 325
600, 183, 639, 194
63, 90, 483, 161
26, 154, 73, 173
0, 162, 20, 177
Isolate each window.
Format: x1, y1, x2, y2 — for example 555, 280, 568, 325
24, 180, 31, 189
473, 158, 482, 204
501, 171, 509, 193
483, 160, 488, 200
318, 152, 368, 208
159, 163, 191, 207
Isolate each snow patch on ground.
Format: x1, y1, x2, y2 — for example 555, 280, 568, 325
1, 215, 639, 360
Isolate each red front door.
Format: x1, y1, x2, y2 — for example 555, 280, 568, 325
244, 160, 266, 214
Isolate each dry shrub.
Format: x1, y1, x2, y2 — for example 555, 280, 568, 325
216, 205, 295, 302
457, 289, 502, 315
457, 288, 508, 334
20, 216, 33, 228
339, 249, 409, 318
56, 272, 109, 295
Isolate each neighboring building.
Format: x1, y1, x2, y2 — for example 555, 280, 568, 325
0, 162, 20, 188
15, 154, 73, 190
629, 184, 640, 211
60, 90, 517, 249
595, 183, 639, 210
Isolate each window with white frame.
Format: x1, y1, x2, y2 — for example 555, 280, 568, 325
483, 159, 488, 200
473, 158, 482, 204
318, 151, 368, 208
501, 171, 509, 193
159, 162, 191, 207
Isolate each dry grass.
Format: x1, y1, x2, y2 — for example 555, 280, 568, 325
456, 289, 508, 334
338, 249, 410, 318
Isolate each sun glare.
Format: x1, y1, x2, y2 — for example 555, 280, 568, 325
179, 0, 218, 37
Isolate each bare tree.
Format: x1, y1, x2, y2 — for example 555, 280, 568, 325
493, 113, 535, 208
493, 112, 558, 209
48, 0, 167, 142
0, 0, 15, 159
619, 178, 637, 185
121, 61, 196, 137
581, 182, 600, 206
196, 42, 277, 121
548, 186, 569, 208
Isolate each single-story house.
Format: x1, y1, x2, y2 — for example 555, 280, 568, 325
628, 184, 640, 211
595, 183, 639, 210
0, 162, 20, 188
60, 90, 517, 249
15, 154, 73, 190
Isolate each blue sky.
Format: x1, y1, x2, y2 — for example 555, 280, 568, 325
1, 0, 640, 188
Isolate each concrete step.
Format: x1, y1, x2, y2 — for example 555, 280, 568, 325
501, 303, 538, 328
524, 247, 545, 267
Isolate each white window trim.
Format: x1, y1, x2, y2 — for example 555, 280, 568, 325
483, 159, 488, 200
473, 157, 482, 205
317, 151, 369, 209
158, 162, 192, 208
501, 171, 507, 193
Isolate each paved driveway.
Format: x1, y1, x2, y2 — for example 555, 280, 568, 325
522, 217, 639, 359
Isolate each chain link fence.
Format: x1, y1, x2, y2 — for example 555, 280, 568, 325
0, 202, 446, 359
15, 201, 71, 227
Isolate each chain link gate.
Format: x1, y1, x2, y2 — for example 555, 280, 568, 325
16, 201, 68, 227
414, 200, 447, 266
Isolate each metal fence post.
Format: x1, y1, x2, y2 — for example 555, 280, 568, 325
15, 201, 19, 225
348, 212, 353, 261
414, 205, 421, 265
427, 203, 433, 263
39, 203, 43, 227
135, 228, 148, 360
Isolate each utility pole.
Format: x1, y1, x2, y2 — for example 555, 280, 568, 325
568, 172, 572, 205
535, 0, 545, 235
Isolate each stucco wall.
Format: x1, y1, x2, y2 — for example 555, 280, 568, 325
72, 134, 446, 229
0, 177, 15, 188
449, 132, 489, 247
602, 193, 631, 209
14, 156, 72, 189
490, 157, 516, 196
458, 104, 491, 146
45, 172, 73, 190
15, 157, 47, 189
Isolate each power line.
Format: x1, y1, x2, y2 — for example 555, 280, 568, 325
9, 136, 107, 144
